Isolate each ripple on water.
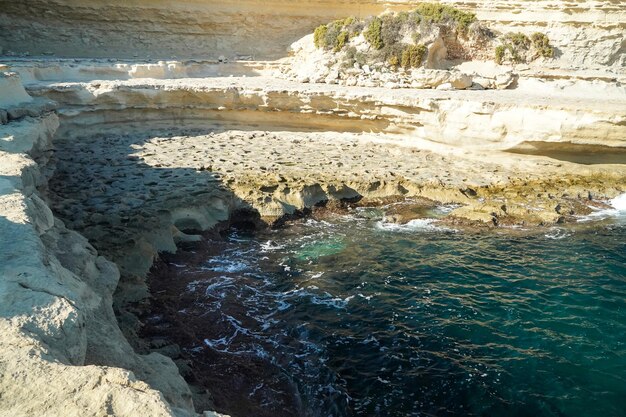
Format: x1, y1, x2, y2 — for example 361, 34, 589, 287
376, 218, 457, 233
145, 213, 626, 417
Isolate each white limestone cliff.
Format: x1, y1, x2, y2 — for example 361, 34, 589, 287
0, 1, 624, 416
0, 0, 623, 70
0, 75, 199, 417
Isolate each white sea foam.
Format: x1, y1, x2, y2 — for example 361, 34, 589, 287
544, 228, 572, 240
435, 204, 461, 214
309, 294, 353, 309
375, 218, 456, 233
203, 256, 248, 273
203, 276, 237, 298
260, 240, 285, 252
610, 193, 626, 211
577, 192, 626, 222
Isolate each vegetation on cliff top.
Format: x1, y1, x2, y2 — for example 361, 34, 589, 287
314, 17, 362, 52
413, 3, 476, 33
495, 32, 555, 64
312, 3, 553, 71
313, 3, 478, 71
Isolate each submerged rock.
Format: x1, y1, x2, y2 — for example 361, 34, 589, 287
383, 198, 440, 224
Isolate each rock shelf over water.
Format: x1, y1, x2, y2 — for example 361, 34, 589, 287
0, 1, 625, 416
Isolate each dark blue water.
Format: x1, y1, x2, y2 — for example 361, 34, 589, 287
174, 204, 626, 417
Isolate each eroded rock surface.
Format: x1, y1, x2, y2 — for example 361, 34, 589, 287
46, 124, 625, 310
0, 1, 625, 416
0, 110, 196, 417
0, 0, 623, 68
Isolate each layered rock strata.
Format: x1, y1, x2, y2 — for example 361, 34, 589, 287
1, 50, 625, 416
0, 0, 624, 413
0, 111, 196, 417
0, 0, 623, 69
23, 73, 626, 150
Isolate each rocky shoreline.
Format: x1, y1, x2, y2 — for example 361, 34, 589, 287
1, 4, 625, 409
138, 191, 626, 417
1, 58, 625, 416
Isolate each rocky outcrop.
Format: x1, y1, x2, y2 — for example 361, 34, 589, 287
0, 71, 32, 108
1, 0, 624, 69
281, 32, 494, 90
442, 0, 626, 68
9, 64, 621, 287
10, 59, 284, 83
0, 1, 624, 416
0, 74, 199, 417
280, 2, 624, 91
21, 72, 626, 151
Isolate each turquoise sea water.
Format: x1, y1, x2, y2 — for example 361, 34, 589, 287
170, 201, 626, 417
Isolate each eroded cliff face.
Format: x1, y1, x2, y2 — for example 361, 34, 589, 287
0, 0, 624, 68
0, 0, 391, 60
0, 108, 197, 417
1, 59, 624, 417
0, 1, 625, 416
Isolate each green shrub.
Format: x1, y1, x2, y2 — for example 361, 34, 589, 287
334, 31, 350, 52
495, 33, 533, 64
505, 32, 530, 48
342, 46, 357, 69
365, 16, 384, 49
344, 16, 365, 37
388, 55, 400, 67
531, 32, 549, 47
494, 43, 523, 64
355, 51, 368, 66
538, 46, 554, 58
343, 45, 368, 68
415, 3, 476, 33
325, 20, 344, 48
381, 13, 403, 47
415, 2, 445, 21
494, 31, 553, 64
379, 43, 404, 67
495, 45, 505, 64
407, 10, 422, 29
314, 24, 328, 48
531, 32, 554, 58
314, 20, 353, 52
401, 44, 427, 68
343, 16, 357, 26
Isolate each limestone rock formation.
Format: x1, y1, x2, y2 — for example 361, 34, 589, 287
0, 0, 622, 68
0, 1, 624, 416
0, 76, 197, 417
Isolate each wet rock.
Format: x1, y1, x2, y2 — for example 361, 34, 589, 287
383, 198, 439, 224
154, 344, 182, 359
